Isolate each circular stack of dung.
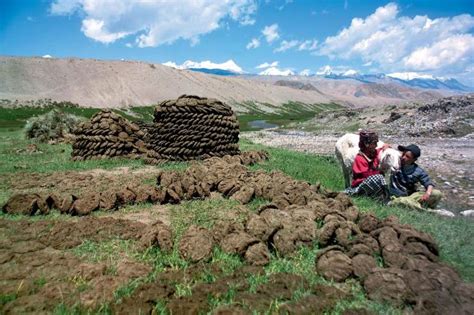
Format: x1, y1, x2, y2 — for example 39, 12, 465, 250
145, 95, 240, 162
71, 110, 147, 160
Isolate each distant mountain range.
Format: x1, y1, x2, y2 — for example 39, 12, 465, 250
188, 68, 473, 93
0, 56, 451, 110
320, 72, 474, 93
188, 68, 238, 76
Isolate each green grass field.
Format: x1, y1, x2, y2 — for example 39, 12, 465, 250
0, 100, 343, 132
0, 106, 472, 314
1, 129, 472, 281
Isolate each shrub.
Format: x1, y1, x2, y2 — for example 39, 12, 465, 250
24, 109, 84, 143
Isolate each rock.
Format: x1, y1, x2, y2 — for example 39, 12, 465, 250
460, 209, 474, 217
427, 209, 455, 217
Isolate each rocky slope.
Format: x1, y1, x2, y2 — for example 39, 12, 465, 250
295, 94, 474, 138
248, 75, 444, 108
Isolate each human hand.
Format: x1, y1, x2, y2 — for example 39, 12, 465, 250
420, 192, 430, 203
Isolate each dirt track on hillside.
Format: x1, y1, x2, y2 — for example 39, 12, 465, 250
242, 130, 474, 214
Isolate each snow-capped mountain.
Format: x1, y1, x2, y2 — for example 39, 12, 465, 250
163, 59, 243, 76
317, 71, 473, 92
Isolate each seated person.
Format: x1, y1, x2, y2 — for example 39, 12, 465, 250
345, 130, 389, 200
389, 144, 442, 210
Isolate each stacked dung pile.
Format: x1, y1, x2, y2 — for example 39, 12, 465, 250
71, 110, 147, 160
135, 120, 153, 137
144, 95, 240, 163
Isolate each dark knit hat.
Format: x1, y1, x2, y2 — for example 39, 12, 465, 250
398, 144, 421, 159
359, 130, 378, 145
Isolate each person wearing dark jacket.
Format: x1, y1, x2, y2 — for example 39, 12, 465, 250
389, 144, 442, 210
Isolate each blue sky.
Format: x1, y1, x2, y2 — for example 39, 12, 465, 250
1, 0, 473, 85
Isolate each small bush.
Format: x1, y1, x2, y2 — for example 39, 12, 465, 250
24, 109, 84, 143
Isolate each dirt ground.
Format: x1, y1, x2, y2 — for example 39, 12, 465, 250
3, 166, 162, 197
0, 215, 361, 314
1, 164, 353, 313
2, 155, 474, 313
242, 130, 474, 214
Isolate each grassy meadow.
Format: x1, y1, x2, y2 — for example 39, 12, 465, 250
0, 105, 473, 314
0, 100, 343, 132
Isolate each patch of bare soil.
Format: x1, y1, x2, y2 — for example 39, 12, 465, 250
0, 215, 357, 314
4, 166, 162, 197
0, 217, 150, 313
114, 269, 354, 314
100, 204, 171, 225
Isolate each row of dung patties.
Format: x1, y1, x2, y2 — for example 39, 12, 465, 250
71, 110, 147, 160
2, 150, 269, 217
3, 153, 473, 313
151, 157, 473, 314
144, 95, 240, 163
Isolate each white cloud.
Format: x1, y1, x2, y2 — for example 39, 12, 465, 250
81, 19, 130, 44
259, 67, 294, 76
299, 69, 312, 76
255, 61, 279, 69
387, 72, 435, 80
162, 59, 244, 73
274, 40, 299, 52
49, 0, 81, 15
262, 24, 279, 43
403, 34, 474, 71
278, 0, 293, 11
317, 3, 474, 78
298, 40, 318, 51
42, 54, 53, 58
50, 0, 257, 47
269, 39, 318, 53
162, 61, 180, 68
246, 38, 260, 49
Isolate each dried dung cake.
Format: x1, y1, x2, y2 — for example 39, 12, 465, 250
145, 95, 240, 162
71, 110, 147, 160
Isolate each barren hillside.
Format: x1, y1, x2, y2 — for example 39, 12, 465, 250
0, 56, 442, 111
249, 76, 444, 107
